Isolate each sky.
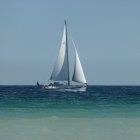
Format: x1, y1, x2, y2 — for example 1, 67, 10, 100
0, 0, 140, 85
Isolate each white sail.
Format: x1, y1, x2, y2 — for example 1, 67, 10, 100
72, 40, 87, 84
50, 24, 69, 81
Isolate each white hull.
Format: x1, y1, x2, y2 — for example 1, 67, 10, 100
43, 85, 87, 92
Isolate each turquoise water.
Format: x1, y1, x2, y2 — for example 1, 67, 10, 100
0, 86, 140, 140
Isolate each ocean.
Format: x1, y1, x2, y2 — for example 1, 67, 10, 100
0, 86, 140, 140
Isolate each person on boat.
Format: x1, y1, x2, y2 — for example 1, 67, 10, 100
48, 83, 53, 86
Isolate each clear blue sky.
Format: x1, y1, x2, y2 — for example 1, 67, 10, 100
0, 0, 140, 85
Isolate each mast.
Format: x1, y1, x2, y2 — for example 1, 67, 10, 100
65, 20, 70, 86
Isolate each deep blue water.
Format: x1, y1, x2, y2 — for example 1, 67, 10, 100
0, 86, 140, 107
0, 86, 140, 118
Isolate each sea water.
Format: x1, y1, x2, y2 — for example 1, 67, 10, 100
0, 86, 140, 140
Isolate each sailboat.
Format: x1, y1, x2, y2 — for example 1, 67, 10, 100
44, 21, 87, 92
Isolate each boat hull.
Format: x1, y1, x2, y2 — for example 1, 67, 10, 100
43, 85, 87, 92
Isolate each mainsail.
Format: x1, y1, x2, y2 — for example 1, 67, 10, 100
50, 23, 69, 82
72, 40, 87, 84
